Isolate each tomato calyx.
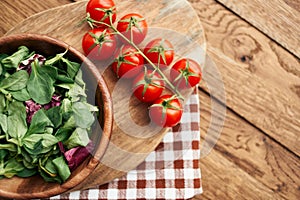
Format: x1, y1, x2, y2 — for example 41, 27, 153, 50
146, 39, 173, 65
81, 12, 96, 29
135, 68, 164, 96
173, 60, 199, 87
119, 16, 145, 34
113, 47, 139, 77
83, 10, 114, 28
94, 6, 116, 23
150, 95, 182, 121
87, 30, 113, 53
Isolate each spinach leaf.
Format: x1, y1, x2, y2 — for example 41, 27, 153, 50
0, 54, 8, 76
44, 50, 67, 66
84, 102, 99, 112
21, 150, 35, 169
0, 144, 17, 152
7, 101, 27, 140
27, 109, 53, 135
0, 114, 7, 133
57, 74, 74, 84
0, 94, 5, 112
10, 88, 31, 101
0, 48, 97, 183
55, 83, 73, 90
54, 116, 75, 142
45, 50, 80, 80
72, 102, 95, 129
45, 158, 58, 175
0, 149, 8, 161
52, 156, 70, 182
60, 98, 72, 121
16, 168, 37, 177
23, 134, 58, 155
74, 69, 85, 88
27, 61, 57, 105
1, 158, 24, 178
64, 128, 89, 149
0, 54, 8, 62
0, 70, 28, 91
61, 57, 80, 79
1, 46, 29, 69
39, 170, 62, 184
45, 106, 62, 129
67, 83, 87, 102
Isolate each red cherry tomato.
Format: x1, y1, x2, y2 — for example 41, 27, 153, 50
133, 69, 165, 103
111, 45, 144, 78
149, 95, 183, 127
86, 0, 117, 27
117, 13, 148, 45
82, 28, 117, 61
144, 38, 174, 68
170, 58, 202, 89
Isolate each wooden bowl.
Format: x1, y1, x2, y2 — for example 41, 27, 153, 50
0, 33, 113, 199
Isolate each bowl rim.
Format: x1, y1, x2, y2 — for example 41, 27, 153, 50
0, 33, 113, 199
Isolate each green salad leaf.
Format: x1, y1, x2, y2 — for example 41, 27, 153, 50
1, 46, 29, 69
7, 101, 27, 140
27, 61, 57, 105
0, 70, 28, 91
72, 102, 95, 129
52, 156, 71, 182
0, 46, 98, 184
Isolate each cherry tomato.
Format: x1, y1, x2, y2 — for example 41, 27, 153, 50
170, 58, 202, 89
82, 28, 117, 61
133, 69, 165, 103
117, 13, 148, 45
86, 0, 117, 27
111, 45, 144, 78
149, 95, 183, 127
144, 38, 174, 68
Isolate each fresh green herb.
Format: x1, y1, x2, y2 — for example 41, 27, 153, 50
0, 46, 98, 183
0, 46, 29, 69
27, 61, 57, 104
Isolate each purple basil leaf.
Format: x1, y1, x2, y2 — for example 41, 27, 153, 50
58, 141, 65, 153
18, 54, 46, 74
25, 100, 42, 124
64, 141, 94, 171
43, 94, 62, 110
25, 94, 61, 124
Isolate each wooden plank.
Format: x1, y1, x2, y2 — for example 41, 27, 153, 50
0, 0, 71, 36
193, 90, 300, 199
190, 0, 300, 157
0, 0, 205, 197
194, 151, 283, 200
215, 0, 300, 58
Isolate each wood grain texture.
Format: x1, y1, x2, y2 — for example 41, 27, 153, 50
0, 0, 71, 36
194, 90, 300, 200
1, 0, 300, 199
216, 0, 300, 58
1, 0, 205, 196
190, 0, 300, 157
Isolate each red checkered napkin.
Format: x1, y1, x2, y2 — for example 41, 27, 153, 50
49, 89, 202, 200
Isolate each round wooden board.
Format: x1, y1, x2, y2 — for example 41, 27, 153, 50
6, 0, 205, 192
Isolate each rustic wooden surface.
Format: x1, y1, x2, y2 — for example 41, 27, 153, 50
216, 0, 300, 58
0, 0, 204, 198
0, 0, 299, 199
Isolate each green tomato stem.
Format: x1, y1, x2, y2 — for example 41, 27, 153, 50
87, 13, 184, 100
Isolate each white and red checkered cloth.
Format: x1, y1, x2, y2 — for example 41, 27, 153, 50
49, 89, 202, 200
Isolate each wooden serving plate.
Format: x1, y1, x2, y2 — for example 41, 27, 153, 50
5, 0, 205, 193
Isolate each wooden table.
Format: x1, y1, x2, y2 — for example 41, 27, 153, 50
0, 0, 299, 199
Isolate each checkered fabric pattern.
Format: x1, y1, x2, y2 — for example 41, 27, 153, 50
49, 89, 202, 200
